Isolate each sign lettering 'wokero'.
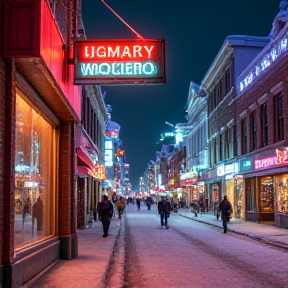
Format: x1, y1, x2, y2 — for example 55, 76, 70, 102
74, 39, 166, 85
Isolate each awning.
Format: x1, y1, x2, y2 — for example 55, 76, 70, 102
76, 147, 94, 170
76, 166, 92, 178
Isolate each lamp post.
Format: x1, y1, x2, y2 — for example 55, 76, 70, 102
165, 121, 174, 128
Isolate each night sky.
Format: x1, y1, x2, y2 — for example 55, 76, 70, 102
82, 0, 280, 188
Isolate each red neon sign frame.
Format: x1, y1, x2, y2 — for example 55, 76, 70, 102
74, 39, 166, 85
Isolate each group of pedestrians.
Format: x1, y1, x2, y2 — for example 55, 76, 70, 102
96, 193, 232, 237
97, 193, 126, 237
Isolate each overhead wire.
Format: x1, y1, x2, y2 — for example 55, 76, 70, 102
99, 0, 144, 40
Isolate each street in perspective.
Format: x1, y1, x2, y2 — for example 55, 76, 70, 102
2, 1, 288, 287
30, 201, 288, 288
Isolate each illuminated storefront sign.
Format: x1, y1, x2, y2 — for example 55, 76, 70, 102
180, 171, 198, 186
217, 163, 238, 177
74, 39, 166, 85
105, 129, 119, 138
180, 171, 197, 181
180, 179, 197, 186
105, 140, 113, 167
276, 149, 288, 164
225, 163, 238, 174
90, 165, 106, 181
254, 149, 288, 170
254, 156, 277, 170
240, 158, 253, 173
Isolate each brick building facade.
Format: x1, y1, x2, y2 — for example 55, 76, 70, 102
236, 22, 288, 226
0, 1, 107, 286
201, 35, 269, 219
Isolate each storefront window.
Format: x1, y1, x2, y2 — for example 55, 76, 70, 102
246, 178, 256, 212
15, 94, 54, 248
260, 176, 274, 212
212, 184, 219, 201
234, 177, 244, 219
225, 180, 234, 217
275, 174, 288, 213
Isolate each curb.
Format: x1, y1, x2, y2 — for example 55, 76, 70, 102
105, 217, 126, 288
179, 213, 288, 251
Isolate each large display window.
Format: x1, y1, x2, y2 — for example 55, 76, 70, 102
260, 176, 274, 212
225, 180, 235, 217
14, 94, 55, 248
275, 174, 288, 213
234, 176, 244, 219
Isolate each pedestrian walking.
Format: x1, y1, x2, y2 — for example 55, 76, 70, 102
198, 197, 204, 213
158, 197, 171, 228
97, 195, 114, 238
214, 201, 220, 220
219, 195, 233, 234
136, 197, 141, 210
146, 196, 152, 210
116, 196, 126, 220
111, 192, 117, 218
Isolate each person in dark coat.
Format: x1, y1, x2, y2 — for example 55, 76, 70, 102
146, 196, 152, 210
198, 197, 204, 213
32, 197, 43, 232
219, 195, 233, 234
136, 197, 141, 210
97, 195, 114, 237
158, 197, 171, 228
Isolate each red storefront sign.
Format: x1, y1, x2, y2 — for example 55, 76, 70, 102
105, 130, 119, 138
74, 39, 166, 85
180, 179, 198, 186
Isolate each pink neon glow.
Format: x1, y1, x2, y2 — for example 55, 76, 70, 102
254, 157, 277, 170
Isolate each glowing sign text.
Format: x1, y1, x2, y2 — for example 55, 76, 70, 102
74, 39, 166, 85
84, 45, 154, 59
255, 157, 277, 170
276, 149, 288, 164
80, 62, 157, 77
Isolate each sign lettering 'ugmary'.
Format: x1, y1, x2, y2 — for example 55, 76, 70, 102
74, 39, 166, 85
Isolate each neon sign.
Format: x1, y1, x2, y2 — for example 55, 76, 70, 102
90, 165, 106, 181
255, 156, 277, 170
74, 39, 166, 85
105, 130, 119, 138
237, 32, 288, 93
116, 149, 125, 156
276, 149, 288, 164
240, 158, 253, 173
105, 140, 113, 167
254, 149, 288, 170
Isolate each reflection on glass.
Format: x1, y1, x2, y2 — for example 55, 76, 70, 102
260, 176, 274, 212
275, 175, 288, 213
246, 178, 257, 212
14, 94, 53, 249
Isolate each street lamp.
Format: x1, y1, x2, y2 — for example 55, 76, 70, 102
165, 121, 174, 128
